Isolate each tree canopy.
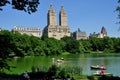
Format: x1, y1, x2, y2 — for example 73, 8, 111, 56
0, 30, 120, 58
0, 0, 40, 14
0, 30, 120, 73
116, 0, 120, 30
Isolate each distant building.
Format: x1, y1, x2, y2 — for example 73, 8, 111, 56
89, 26, 107, 38
0, 28, 2, 31
72, 28, 88, 40
43, 5, 71, 40
89, 32, 97, 38
12, 26, 41, 38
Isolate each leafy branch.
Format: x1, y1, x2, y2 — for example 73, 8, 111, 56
0, 0, 40, 14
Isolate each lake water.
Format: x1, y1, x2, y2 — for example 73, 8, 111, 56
8, 54, 120, 77
64, 56, 120, 77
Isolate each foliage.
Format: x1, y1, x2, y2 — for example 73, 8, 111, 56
0, 30, 120, 73
0, 30, 13, 72
116, 0, 120, 30
79, 39, 92, 53
44, 38, 64, 55
88, 37, 120, 53
0, 0, 10, 11
0, 0, 40, 14
0, 30, 120, 58
116, 0, 120, 17
61, 36, 80, 54
30, 65, 82, 79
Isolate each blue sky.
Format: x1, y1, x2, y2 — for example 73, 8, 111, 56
0, 0, 119, 37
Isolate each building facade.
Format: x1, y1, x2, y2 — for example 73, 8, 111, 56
12, 26, 41, 38
89, 26, 107, 38
43, 5, 71, 40
0, 28, 2, 31
72, 28, 88, 40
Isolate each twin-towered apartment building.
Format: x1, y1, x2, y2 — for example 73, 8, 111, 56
11, 5, 107, 40
43, 5, 71, 40
12, 5, 71, 40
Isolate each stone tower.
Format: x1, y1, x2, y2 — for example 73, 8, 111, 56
101, 26, 107, 36
47, 4, 56, 26
97, 26, 107, 38
43, 5, 70, 40
89, 26, 107, 38
59, 6, 68, 26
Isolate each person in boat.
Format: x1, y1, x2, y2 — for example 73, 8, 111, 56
101, 65, 105, 69
100, 65, 105, 75
100, 69, 105, 75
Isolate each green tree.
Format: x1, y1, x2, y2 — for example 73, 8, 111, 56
79, 39, 92, 53
89, 37, 99, 51
13, 33, 31, 56
0, 30, 14, 72
61, 37, 80, 54
0, 0, 40, 14
113, 38, 120, 52
103, 37, 115, 53
44, 38, 63, 55
29, 35, 46, 56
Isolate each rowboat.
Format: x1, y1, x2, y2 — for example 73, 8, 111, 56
90, 66, 106, 70
93, 72, 112, 76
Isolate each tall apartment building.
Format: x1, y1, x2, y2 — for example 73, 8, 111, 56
43, 5, 71, 40
12, 26, 41, 38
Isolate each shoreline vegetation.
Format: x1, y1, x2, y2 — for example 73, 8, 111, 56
0, 30, 120, 57
0, 30, 120, 79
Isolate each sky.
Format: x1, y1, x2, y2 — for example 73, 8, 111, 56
0, 0, 119, 37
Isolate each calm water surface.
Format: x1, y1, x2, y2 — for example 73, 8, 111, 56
64, 56, 120, 77
8, 54, 120, 77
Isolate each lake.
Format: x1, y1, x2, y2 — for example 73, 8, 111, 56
7, 54, 120, 77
